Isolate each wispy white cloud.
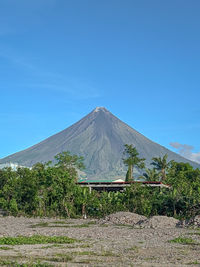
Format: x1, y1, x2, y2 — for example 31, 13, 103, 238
0, 46, 100, 100
170, 142, 200, 164
0, 46, 37, 71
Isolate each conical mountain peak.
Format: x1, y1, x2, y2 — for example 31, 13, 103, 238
91, 107, 112, 117
0, 108, 199, 180
93, 107, 108, 113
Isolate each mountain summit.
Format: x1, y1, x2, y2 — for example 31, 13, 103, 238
0, 107, 199, 180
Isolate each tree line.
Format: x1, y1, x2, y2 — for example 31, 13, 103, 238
0, 147, 199, 219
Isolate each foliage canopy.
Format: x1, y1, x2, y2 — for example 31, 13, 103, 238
0, 150, 199, 220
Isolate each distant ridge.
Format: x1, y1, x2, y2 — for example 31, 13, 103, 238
0, 107, 199, 180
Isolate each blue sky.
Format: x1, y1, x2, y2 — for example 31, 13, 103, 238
0, 0, 200, 163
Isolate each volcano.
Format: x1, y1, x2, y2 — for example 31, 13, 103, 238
0, 107, 199, 180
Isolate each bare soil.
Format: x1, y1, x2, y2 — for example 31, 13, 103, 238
0, 214, 200, 266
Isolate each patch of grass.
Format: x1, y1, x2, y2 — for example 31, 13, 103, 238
62, 244, 78, 249
0, 246, 12, 250
187, 260, 200, 265
40, 244, 64, 249
0, 235, 78, 245
41, 243, 91, 249
31, 262, 54, 267
100, 250, 118, 257
0, 261, 23, 267
50, 221, 75, 225
73, 259, 101, 264
99, 224, 109, 227
45, 224, 91, 228
169, 237, 198, 245
30, 223, 49, 228
79, 243, 91, 248
0, 259, 53, 267
50, 221, 68, 224
34, 263, 54, 267
70, 223, 91, 228
31, 221, 94, 229
188, 232, 200, 236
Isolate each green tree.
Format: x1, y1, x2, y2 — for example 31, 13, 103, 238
55, 151, 85, 180
143, 168, 160, 181
151, 154, 172, 181
124, 184, 153, 216
123, 144, 145, 182
166, 162, 200, 218
16, 167, 39, 214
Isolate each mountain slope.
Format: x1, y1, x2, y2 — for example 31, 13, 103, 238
0, 107, 199, 179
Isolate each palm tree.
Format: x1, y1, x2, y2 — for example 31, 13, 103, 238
143, 168, 159, 181
151, 154, 172, 181
123, 144, 145, 182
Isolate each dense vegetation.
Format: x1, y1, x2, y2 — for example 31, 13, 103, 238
0, 148, 200, 219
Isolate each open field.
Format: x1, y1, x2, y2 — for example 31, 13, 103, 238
0, 216, 199, 266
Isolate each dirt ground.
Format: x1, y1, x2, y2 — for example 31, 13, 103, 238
0, 215, 199, 266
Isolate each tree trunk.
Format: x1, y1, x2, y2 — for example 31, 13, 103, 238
82, 204, 87, 219
130, 165, 133, 181
161, 169, 166, 181
126, 165, 133, 182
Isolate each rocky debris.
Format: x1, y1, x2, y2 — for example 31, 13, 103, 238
187, 215, 200, 227
137, 216, 180, 229
99, 213, 181, 229
98, 211, 147, 225
179, 215, 200, 228
0, 216, 199, 266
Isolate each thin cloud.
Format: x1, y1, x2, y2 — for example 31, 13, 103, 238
170, 142, 200, 164
0, 46, 37, 72
0, 46, 100, 100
